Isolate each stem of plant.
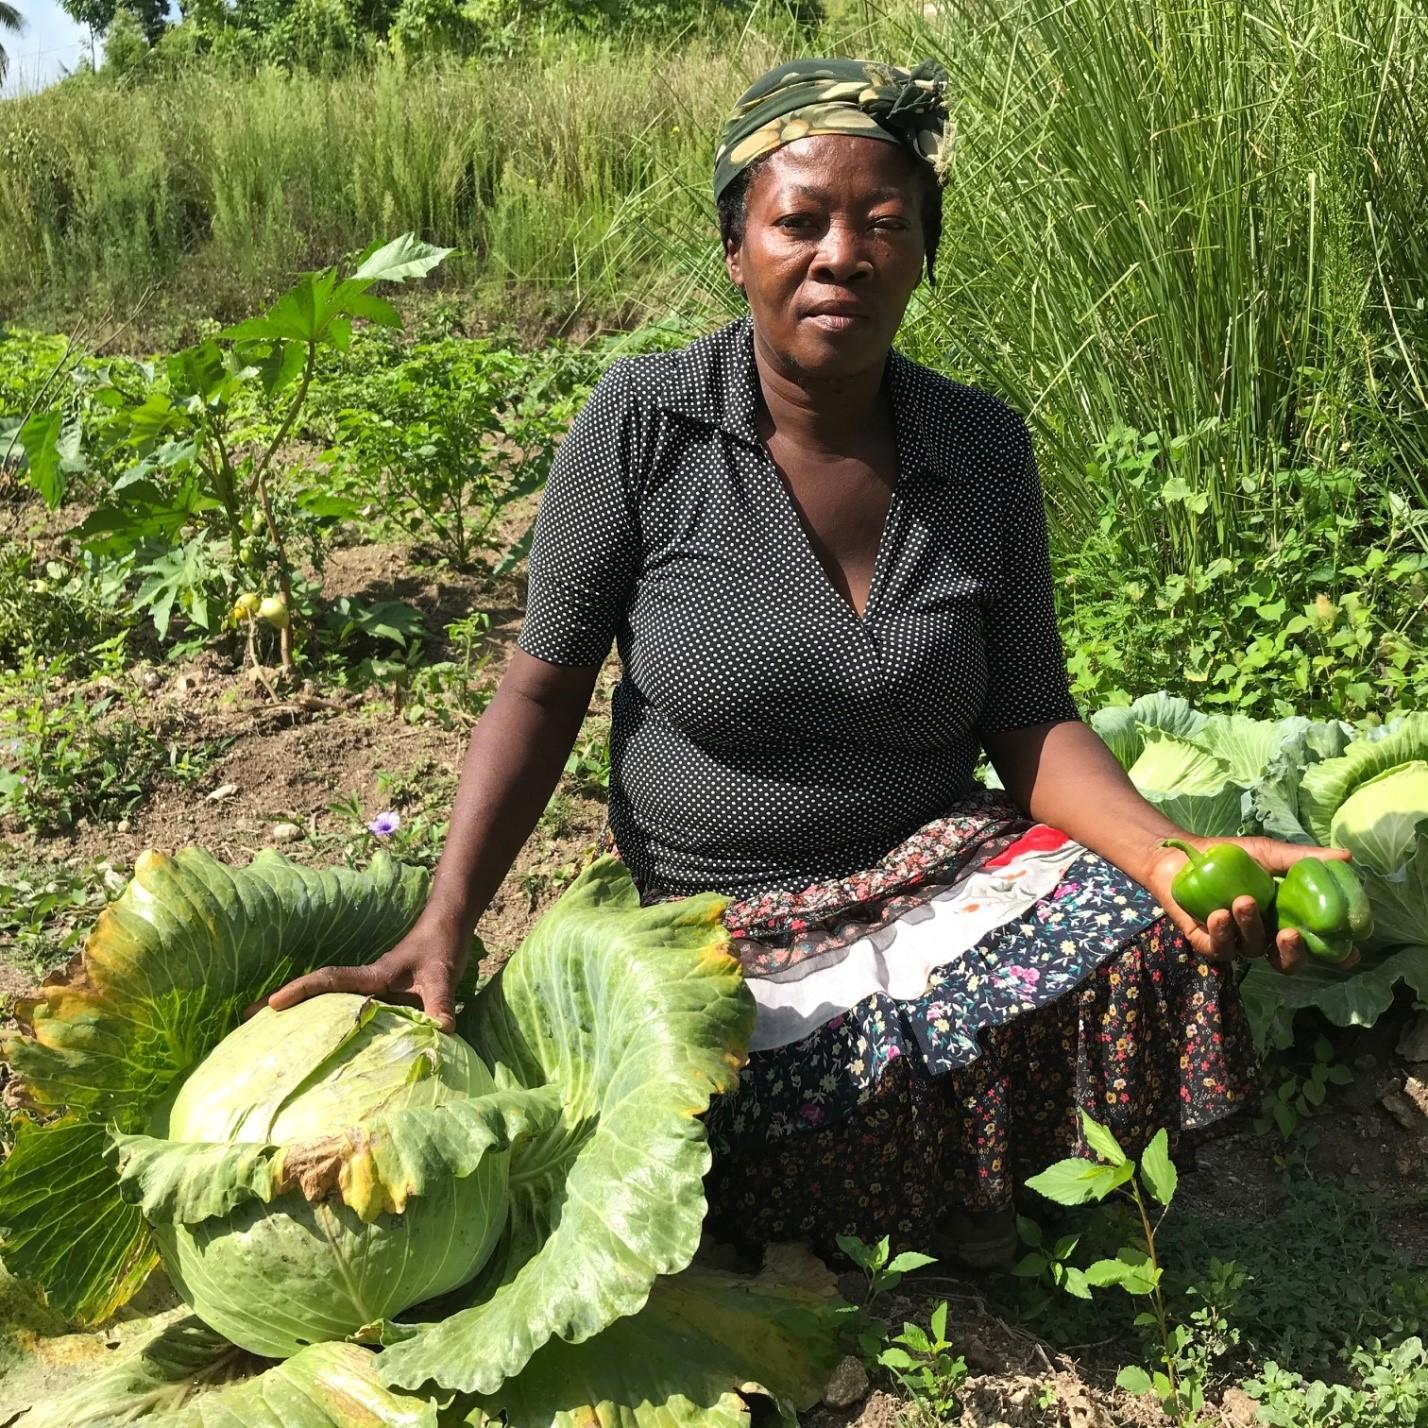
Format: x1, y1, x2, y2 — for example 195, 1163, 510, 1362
246, 346, 317, 675
1124, 1180, 1183, 1423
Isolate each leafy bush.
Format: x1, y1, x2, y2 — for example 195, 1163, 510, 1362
0, 656, 228, 834
313, 334, 591, 570
1057, 444, 1428, 721
0, 851, 845, 1420
0, 540, 126, 670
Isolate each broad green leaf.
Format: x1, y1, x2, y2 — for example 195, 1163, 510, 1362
1251, 721, 1353, 845
352, 234, 454, 284
885, 1250, 937, 1275
1089, 704, 1143, 769
1300, 716, 1428, 856
1079, 1112, 1126, 1165
1201, 713, 1311, 788
141, 1342, 439, 1427
331, 281, 402, 328
1239, 946, 1428, 1051
1143, 784, 1246, 838
1026, 1157, 1111, 1207
1082, 1258, 1135, 1288
6, 1309, 241, 1426
378, 856, 754, 1395
1138, 1129, 1177, 1205
0, 1117, 156, 1324
1126, 731, 1246, 836
0, 850, 428, 1326
5, 848, 427, 1123
245, 338, 308, 398
1116, 1365, 1154, 1395
463, 1263, 842, 1428
223, 269, 342, 346
18, 411, 65, 506
110, 1086, 554, 1226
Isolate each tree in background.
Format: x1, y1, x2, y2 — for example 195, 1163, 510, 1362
0, 0, 25, 85
60, 0, 169, 49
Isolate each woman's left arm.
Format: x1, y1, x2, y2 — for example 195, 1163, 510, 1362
983, 718, 1355, 971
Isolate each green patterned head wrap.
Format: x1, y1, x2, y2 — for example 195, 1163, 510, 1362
713, 57, 952, 202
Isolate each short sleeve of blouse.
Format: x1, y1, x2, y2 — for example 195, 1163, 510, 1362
516, 360, 642, 667
974, 418, 1081, 736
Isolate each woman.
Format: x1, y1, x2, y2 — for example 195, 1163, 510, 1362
266, 59, 1354, 1266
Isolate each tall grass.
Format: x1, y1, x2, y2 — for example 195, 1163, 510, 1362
0, 29, 783, 332
2, 0, 1425, 569
893, 0, 1428, 567
647, 0, 1428, 563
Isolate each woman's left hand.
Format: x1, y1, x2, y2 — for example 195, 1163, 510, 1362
1142, 835, 1360, 974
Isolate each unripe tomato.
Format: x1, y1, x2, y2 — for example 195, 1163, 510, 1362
257, 594, 289, 630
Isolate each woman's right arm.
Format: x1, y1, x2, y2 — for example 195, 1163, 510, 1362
254, 649, 601, 1030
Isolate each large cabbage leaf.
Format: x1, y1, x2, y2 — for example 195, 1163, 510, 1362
1239, 945, 1428, 1051
8, 1262, 840, 1428
376, 856, 755, 1396
464, 1261, 846, 1428
1088, 692, 1333, 838
0, 848, 429, 1324
10, 1315, 438, 1428
1250, 719, 1354, 844
1294, 716, 1428, 949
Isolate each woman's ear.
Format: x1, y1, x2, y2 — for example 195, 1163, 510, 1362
724, 239, 744, 293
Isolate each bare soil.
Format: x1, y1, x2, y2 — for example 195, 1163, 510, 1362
3, 505, 1427, 1428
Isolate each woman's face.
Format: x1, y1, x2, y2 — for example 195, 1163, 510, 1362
725, 133, 927, 380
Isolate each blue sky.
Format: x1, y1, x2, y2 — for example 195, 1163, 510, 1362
1, 0, 98, 94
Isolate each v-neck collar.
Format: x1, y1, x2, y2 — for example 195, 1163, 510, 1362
652, 314, 940, 483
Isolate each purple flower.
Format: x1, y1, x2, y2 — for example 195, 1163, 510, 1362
367, 810, 401, 838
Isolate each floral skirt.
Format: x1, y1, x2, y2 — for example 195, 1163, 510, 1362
603, 790, 1259, 1258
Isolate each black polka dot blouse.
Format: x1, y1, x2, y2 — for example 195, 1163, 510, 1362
517, 315, 1080, 901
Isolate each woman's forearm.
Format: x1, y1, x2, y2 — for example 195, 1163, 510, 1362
981, 719, 1184, 886
422, 652, 600, 936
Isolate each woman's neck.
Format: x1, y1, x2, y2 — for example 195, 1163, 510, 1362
751, 327, 889, 457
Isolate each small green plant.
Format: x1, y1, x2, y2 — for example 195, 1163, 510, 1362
835, 1233, 964, 1414
325, 767, 453, 870
563, 729, 611, 796
0, 654, 229, 834
1255, 1036, 1354, 1142
1026, 1113, 1197, 1424
874, 1299, 969, 1418
835, 1233, 937, 1310
0, 855, 123, 977
402, 612, 496, 729
1243, 1338, 1428, 1428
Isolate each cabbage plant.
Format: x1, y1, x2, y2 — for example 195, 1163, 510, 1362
1239, 713, 1428, 1048
0, 848, 843, 1427
1081, 692, 1428, 1049
1089, 691, 1334, 837
120, 995, 510, 1357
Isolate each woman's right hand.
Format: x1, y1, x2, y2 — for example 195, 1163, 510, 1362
245, 916, 469, 1032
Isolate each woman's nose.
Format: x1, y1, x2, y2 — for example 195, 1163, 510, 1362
810, 221, 871, 281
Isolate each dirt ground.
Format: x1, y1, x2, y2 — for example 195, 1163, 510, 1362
4, 505, 1428, 1428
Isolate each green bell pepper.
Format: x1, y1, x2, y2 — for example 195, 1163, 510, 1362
1273, 858, 1374, 962
1162, 838, 1276, 924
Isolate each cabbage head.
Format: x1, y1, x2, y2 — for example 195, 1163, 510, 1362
1298, 714, 1428, 949
122, 993, 510, 1358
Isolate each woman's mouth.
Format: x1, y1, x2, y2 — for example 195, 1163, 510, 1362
804, 311, 867, 332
